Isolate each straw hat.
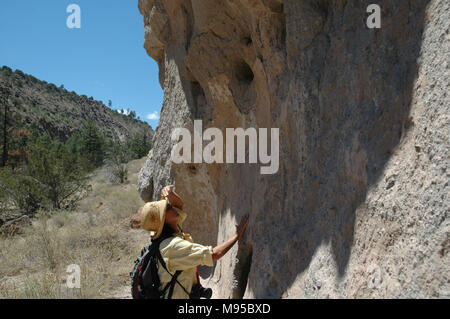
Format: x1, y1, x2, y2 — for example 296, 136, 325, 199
173, 206, 187, 226
140, 198, 187, 239
159, 196, 187, 226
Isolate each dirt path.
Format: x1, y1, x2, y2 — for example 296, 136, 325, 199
102, 285, 131, 299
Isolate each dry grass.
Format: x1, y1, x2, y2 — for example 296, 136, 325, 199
0, 157, 151, 299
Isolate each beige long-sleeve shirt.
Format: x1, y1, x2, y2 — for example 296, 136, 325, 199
157, 232, 214, 299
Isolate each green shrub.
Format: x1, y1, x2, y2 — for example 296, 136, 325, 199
0, 135, 93, 216
26, 140, 92, 210
0, 166, 49, 216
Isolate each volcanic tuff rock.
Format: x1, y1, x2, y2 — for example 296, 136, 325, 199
138, 0, 449, 298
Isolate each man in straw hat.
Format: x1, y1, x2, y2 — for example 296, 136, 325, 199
132, 185, 249, 299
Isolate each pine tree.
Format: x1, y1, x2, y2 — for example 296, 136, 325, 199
79, 120, 105, 170
0, 88, 27, 169
128, 110, 136, 119
105, 139, 130, 184
7, 124, 32, 170
66, 132, 81, 155
127, 131, 152, 159
0, 87, 10, 167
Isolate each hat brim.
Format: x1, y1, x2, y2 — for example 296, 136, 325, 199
173, 206, 187, 226
151, 199, 168, 240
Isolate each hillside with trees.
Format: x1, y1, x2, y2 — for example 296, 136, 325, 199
0, 66, 154, 225
0, 65, 153, 151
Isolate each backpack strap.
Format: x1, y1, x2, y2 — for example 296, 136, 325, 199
162, 270, 182, 299
155, 243, 190, 298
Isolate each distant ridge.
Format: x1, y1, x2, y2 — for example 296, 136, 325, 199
0, 66, 154, 143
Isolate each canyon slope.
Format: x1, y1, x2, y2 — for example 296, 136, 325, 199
0, 67, 154, 143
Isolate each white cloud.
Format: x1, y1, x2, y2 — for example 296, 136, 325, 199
146, 111, 160, 121
117, 109, 130, 115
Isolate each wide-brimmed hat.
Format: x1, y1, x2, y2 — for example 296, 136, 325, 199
159, 196, 187, 227
141, 199, 168, 239
140, 198, 187, 239
173, 206, 187, 226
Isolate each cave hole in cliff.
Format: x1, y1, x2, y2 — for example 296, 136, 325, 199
268, 2, 284, 14
235, 60, 254, 84
190, 80, 211, 121
232, 243, 253, 299
230, 60, 256, 114
243, 36, 252, 46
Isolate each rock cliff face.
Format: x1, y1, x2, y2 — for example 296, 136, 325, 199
138, 0, 449, 298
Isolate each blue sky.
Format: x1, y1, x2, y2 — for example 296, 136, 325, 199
0, 0, 162, 128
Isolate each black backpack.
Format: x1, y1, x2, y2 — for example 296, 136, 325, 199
130, 235, 189, 299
